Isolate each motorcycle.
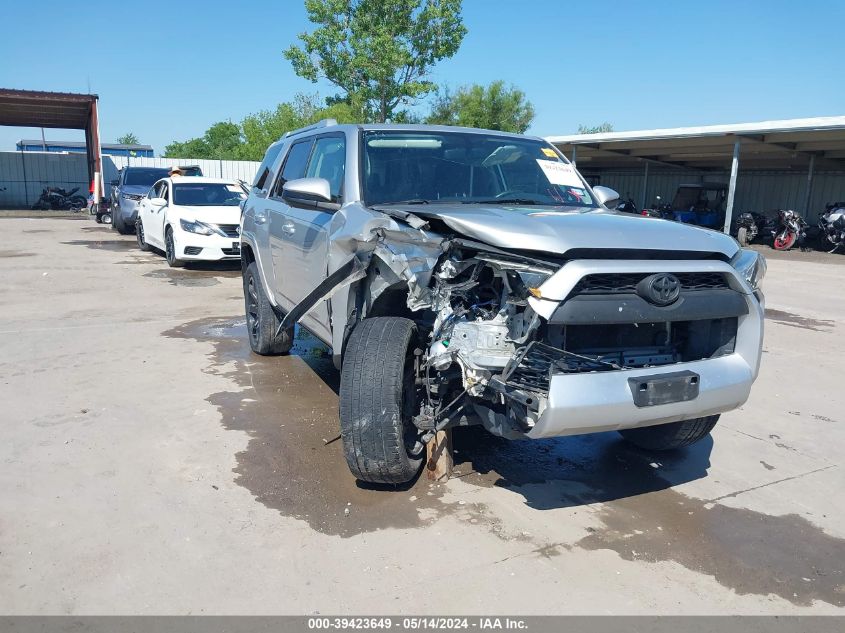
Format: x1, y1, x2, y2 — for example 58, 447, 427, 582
615, 196, 638, 214
817, 201, 845, 253
31, 186, 87, 211
734, 211, 772, 246
771, 209, 808, 251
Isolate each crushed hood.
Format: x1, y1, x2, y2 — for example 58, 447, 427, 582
400, 204, 739, 259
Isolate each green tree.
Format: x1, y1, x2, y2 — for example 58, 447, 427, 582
239, 94, 358, 160
163, 121, 242, 159
116, 132, 139, 145
163, 94, 359, 160
577, 122, 614, 134
425, 81, 535, 133
284, 0, 467, 122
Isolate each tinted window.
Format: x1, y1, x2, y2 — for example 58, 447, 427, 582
272, 140, 313, 197
172, 183, 246, 206
124, 168, 170, 186
253, 142, 285, 190
305, 136, 345, 201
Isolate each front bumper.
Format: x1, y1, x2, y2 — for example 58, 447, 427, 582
116, 198, 140, 223
176, 231, 241, 261
523, 259, 765, 438
528, 353, 753, 438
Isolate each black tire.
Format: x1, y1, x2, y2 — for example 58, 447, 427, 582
339, 317, 424, 485
69, 195, 87, 210
619, 415, 720, 451
113, 215, 132, 235
242, 261, 293, 355
101, 212, 112, 225
136, 220, 150, 251
164, 226, 183, 268
737, 226, 748, 246
95, 215, 103, 224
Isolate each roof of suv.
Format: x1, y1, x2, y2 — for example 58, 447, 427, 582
286, 121, 544, 143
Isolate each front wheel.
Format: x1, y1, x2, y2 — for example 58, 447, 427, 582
136, 220, 150, 251
773, 230, 796, 251
619, 415, 719, 451
339, 317, 425, 485
164, 226, 183, 268
737, 226, 749, 246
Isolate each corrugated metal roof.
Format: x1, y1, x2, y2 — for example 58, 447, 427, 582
546, 116, 845, 144
546, 116, 845, 171
17, 140, 154, 151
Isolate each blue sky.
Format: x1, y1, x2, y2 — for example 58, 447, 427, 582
0, 0, 842, 155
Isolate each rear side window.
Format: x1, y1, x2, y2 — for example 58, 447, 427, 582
272, 140, 313, 197
253, 143, 285, 191
305, 136, 346, 202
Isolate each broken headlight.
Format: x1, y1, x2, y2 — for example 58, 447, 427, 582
731, 248, 766, 290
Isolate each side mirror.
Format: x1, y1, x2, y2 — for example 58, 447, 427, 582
282, 177, 333, 204
150, 197, 167, 207
593, 185, 620, 209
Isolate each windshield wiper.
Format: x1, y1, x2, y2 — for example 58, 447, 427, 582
468, 198, 548, 206
375, 199, 430, 205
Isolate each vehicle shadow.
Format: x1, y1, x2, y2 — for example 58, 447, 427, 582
451, 425, 713, 511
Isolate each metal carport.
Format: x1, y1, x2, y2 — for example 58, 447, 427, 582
0, 88, 103, 202
547, 116, 845, 232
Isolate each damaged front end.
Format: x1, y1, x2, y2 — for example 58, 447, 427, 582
356, 230, 752, 443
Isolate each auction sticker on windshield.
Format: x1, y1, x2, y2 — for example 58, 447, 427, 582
536, 159, 582, 187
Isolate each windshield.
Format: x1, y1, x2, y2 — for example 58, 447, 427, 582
124, 168, 170, 186
172, 183, 246, 206
362, 131, 595, 208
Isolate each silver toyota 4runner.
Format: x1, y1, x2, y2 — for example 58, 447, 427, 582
240, 120, 766, 485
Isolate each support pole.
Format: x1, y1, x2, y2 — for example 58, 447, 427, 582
723, 139, 741, 234
640, 160, 650, 209
802, 154, 816, 219
571, 146, 577, 166
426, 428, 453, 482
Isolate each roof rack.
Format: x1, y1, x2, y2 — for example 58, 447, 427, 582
284, 118, 338, 138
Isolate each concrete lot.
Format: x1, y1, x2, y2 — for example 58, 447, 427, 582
0, 217, 843, 615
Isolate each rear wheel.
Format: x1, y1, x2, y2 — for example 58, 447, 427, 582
339, 317, 425, 485
164, 226, 183, 268
737, 226, 749, 246
242, 261, 293, 355
619, 415, 719, 451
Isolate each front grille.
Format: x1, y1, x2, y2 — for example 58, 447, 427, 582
215, 224, 240, 238
184, 246, 203, 255
570, 272, 727, 296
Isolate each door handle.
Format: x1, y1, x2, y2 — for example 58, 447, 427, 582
281, 222, 295, 235
254, 212, 267, 225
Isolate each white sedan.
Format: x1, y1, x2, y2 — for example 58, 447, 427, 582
135, 177, 246, 267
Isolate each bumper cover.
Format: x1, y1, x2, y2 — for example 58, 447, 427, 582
528, 353, 753, 438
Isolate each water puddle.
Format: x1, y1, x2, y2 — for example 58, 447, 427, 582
765, 309, 835, 332
144, 265, 240, 287
163, 316, 444, 537
0, 250, 35, 258
61, 239, 137, 252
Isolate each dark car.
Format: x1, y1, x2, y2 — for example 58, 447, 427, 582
110, 167, 170, 234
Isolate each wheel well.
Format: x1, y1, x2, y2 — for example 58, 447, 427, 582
241, 242, 255, 274
367, 283, 415, 320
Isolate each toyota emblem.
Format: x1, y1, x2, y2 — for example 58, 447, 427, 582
638, 273, 681, 306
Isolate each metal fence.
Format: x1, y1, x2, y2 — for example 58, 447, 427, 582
0, 152, 261, 209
